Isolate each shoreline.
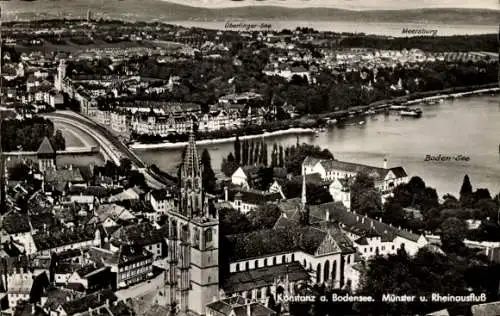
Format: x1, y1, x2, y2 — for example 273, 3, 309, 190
130, 127, 315, 150
130, 86, 498, 151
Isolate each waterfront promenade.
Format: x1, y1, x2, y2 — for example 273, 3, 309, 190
42, 111, 169, 189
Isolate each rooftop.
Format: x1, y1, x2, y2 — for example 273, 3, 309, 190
37, 136, 55, 155
222, 261, 309, 294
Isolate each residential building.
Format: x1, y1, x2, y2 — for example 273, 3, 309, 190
87, 245, 153, 289
303, 157, 408, 199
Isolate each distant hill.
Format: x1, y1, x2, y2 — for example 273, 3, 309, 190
0, 0, 498, 25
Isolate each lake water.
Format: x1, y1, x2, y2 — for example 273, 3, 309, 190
135, 95, 500, 198
170, 20, 498, 37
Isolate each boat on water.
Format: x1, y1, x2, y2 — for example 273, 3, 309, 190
358, 121, 365, 125
400, 108, 423, 117
427, 100, 438, 105
390, 105, 408, 110
364, 109, 376, 115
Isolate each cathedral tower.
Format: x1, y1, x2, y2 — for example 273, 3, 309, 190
165, 125, 219, 316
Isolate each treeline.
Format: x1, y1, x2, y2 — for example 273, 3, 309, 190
351, 173, 500, 244
339, 34, 498, 52
1, 117, 65, 152
221, 140, 334, 178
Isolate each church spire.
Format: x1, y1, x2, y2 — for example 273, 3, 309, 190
300, 163, 309, 226
183, 119, 201, 178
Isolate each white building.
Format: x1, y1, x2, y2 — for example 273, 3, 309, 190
303, 157, 408, 199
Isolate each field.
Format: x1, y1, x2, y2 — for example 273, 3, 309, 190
0, 0, 498, 25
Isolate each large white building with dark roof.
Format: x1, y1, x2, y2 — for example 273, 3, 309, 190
303, 156, 408, 201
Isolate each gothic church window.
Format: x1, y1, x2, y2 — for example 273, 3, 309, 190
205, 228, 212, 243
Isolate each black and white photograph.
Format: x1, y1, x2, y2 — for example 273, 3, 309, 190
0, 0, 497, 315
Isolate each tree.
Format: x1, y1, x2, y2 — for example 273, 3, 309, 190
278, 145, 284, 167
247, 204, 282, 230
356, 190, 383, 218
52, 130, 66, 150
242, 140, 249, 166
271, 143, 278, 167
234, 136, 241, 165
350, 172, 376, 212
262, 142, 268, 166
253, 141, 260, 165
440, 216, 467, 253
201, 149, 216, 194
127, 170, 146, 189
249, 141, 255, 165
460, 174, 473, 205
118, 158, 133, 176
8, 163, 31, 181
221, 153, 238, 177
219, 207, 253, 235
257, 167, 274, 191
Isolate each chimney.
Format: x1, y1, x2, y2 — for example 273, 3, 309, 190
383, 158, 388, 169
66, 296, 71, 302
247, 302, 252, 316
370, 221, 374, 228
325, 210, 330, 221
224, 186, 228, 202
361, 218, 365, 224
356, 215, 359, 222
105, 299, 110, 307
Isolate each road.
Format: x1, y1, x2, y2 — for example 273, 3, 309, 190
43, 111, 168, 189
115, 272, 165, 301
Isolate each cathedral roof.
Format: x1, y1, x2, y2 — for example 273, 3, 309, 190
222, 261, 309, 294
226, 224, 335, 262
37, 136, 55, 155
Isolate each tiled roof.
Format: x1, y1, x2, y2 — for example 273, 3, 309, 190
222, 261, 309, 294
29, 213, 59, 231
226, 224, 330, 262
107, 188, 140, 203
231, 189, 283, 205
60, 290, 117, 315
320, 160, 388, 180
55, 262, 80, 274
111, 223, 167, 247
150, 188, 173, 201
68, 186, 122, 198
390, 166, 408, 178
95, 204, 135, 222
33, 226, 97, 251
310, 202, 422, 243
302, 156, 322, 167
45, 168, 85, 185
37, 137, 55, 155
2, 212, 30, 234
88, 245, 152, 267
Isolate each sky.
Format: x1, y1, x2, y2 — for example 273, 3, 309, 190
161, 0, 499, 10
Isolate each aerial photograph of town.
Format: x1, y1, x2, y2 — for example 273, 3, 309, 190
0, 0, 497, 315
